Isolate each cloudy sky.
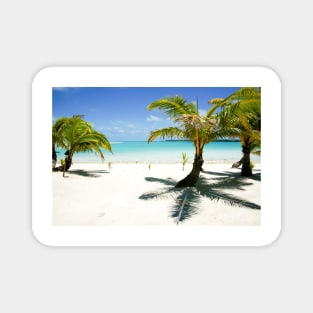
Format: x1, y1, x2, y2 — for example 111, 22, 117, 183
52, 87, 240, 141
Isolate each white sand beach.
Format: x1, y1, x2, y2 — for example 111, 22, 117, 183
53, 162, 261, 226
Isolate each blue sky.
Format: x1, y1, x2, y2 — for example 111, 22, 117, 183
52, 87, 240, 141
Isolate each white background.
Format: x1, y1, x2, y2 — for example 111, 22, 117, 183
0, 1, 311, 312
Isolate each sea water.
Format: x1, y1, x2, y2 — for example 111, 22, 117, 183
55, 141, 260, 164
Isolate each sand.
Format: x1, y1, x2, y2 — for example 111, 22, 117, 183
53, 162, 261, 226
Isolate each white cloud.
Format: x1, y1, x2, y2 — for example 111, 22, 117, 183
147, 115, 163, 122
113, 126, 125, 133
105, 126, 125, 134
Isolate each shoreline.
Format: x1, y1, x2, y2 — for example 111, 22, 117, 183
55, 159, 261, 165
55, 141, 259, 165
53, 162, 261, 226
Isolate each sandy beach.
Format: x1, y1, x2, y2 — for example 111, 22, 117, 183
53, 162, 261, 226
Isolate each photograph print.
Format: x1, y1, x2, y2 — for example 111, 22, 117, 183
52, 86, 261, 226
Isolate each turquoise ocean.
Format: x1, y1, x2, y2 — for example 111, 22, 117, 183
55, 141, 260, 164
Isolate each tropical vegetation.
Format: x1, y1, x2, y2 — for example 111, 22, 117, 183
147, 96, 228, 187
52, 116, 112, 172
209, 87, 261, 176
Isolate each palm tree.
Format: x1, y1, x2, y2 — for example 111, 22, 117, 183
147, 96, 221, 188
52, 116, 112, 171
209, 87, 261, 176
52, 117, 72, 169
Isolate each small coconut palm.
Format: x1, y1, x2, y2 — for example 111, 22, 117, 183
60, 159, 66, 177
182, 152, 188, 171
147, 96, 225, 188
52, 116, 112, 171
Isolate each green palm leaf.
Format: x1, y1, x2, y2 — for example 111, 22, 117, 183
148, 127, 185, 142
147, 96, 197, 120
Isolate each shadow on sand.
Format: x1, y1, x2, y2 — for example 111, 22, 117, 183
139, 169, 261, 225
68, 169, 109, 178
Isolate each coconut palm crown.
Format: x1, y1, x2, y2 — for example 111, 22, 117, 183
52, 116, 112, 171
147, 95, 223, 187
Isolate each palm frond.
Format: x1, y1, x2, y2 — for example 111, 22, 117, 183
206, 101, 223, 117
208, 98, 224, 105
148, 127, 185, 143
238, 113, 252, 131
147, 96, 197, 120
216, 87, 261, 106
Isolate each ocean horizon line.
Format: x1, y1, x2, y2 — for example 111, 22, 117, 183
109, 139, 240, 143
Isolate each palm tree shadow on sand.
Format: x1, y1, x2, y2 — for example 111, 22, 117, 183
68, 169, 109, 178
139, 170, 261, 225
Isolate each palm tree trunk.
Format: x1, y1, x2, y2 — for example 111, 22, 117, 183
65, 157, 72, 171
52, 150, 73, 172
64, 150, 73, 171
175, 154, 204, 188
52, 144, 57, 170
241, 146, 252, 176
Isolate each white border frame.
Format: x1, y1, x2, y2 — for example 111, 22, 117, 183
32, 67, 281, 246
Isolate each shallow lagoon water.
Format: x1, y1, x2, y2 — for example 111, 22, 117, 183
56, 140, 260, 164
